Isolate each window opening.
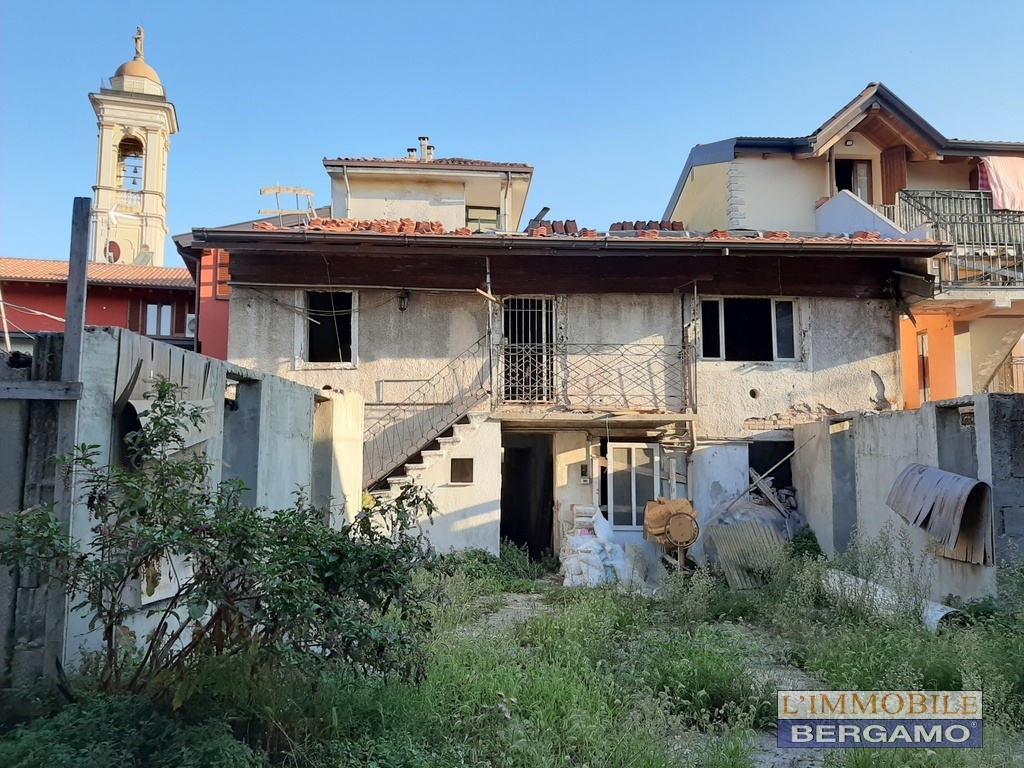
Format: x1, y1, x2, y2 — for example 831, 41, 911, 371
117, 137, 144, 189
466, 206, 500, 233
145, 303, 172, 336
306, 291, 353, 363
450, 458, 474, 484
701, 298, 798, 362
835, 159, 872, 203
607, 443, 660, 529
917, 332, 931, 404
503, 297, 555, 401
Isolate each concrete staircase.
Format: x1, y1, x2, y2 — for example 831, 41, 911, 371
369, 415, 477, 502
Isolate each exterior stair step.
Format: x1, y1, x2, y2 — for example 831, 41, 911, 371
436, 436, 461, 446
419, 449, 445, 460
387, 475, 413, 487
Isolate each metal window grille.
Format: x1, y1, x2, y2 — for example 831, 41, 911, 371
502, 298, 555, 402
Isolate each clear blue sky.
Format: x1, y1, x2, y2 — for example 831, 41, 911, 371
3, 0, 1023, 268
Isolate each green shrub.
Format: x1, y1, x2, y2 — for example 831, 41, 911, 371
0, 694, 266, 768
0, 379, 437, 702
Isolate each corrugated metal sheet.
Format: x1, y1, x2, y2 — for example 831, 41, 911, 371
708, 520, 787, 590
886, 463, 993, 566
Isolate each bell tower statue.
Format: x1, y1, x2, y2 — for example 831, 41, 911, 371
89, 27, 178, 265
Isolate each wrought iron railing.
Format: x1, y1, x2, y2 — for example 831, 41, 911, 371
894, 190, 1024, 286
987, 355, 1024, 394
362, 336, 490, 488
497, 342, 694, 412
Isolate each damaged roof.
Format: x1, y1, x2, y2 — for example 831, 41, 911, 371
0, 257, 194, 290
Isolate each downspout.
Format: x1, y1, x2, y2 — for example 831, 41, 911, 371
503, 171, 512, 231
342, 166, 352, 218
485, 256, 495, 405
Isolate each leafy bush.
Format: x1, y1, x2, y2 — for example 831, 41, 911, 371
432, 539, 553, 594
0, 379, 437, 701
0, 694, 266, 768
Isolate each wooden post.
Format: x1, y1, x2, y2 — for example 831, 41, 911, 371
61, 197, 91, 383
45, 197, 91, 678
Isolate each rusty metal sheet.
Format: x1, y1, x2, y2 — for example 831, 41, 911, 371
887, 463, 992, 566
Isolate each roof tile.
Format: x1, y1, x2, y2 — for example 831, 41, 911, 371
0, 258, 193, 289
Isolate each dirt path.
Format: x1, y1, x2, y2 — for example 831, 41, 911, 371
725, 623, 827, 768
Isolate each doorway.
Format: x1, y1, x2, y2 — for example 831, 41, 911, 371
501, 433, 554, 559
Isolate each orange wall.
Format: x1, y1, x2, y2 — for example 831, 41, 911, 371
196, 249, 230, 360
900, 313, 959, 409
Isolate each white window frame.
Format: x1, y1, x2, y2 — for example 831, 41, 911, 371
294, 289, 359, 370
607, 442, 660, 530
699, 297, 799, 362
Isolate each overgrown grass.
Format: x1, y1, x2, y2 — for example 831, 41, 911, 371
6, 528, 1024, 768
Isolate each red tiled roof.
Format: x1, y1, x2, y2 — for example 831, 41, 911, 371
325, 156, 532, 169
0, 258, 194, 289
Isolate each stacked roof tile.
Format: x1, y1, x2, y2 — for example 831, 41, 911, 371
610, 220, 687, 232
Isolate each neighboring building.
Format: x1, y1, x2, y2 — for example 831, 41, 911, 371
665, 82, 1024, 408
90, 27, 178, 267
0, 258, 195, 353
176, 145, 944, 560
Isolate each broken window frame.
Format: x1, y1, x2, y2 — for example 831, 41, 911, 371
607, 442, 660, 530
699, 297, 800, 362
294, 289, 359, 370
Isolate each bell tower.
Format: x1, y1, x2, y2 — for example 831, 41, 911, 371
89, 27, 178, 266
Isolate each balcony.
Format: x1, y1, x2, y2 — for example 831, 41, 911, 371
497, 342, 694, 412
892, 190, 1024, 287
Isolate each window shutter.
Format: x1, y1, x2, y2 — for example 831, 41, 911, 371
215, 250, 231, 299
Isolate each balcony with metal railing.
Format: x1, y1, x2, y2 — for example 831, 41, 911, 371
891, 190, 1024, 287
497, 342, 695, 412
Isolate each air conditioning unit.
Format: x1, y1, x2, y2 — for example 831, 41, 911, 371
186, 314, 197, 338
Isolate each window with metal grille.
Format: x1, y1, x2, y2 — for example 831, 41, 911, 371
502, 297, 555, 401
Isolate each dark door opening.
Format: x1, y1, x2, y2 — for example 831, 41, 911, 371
501, 433, 554, 560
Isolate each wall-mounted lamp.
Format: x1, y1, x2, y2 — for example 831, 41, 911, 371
844, 139, 855, 146
398, 290, 411, 312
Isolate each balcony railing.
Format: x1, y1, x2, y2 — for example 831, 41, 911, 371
117, 190, 143, 209
893, 190, 1024, 287
497, 342, 694, 412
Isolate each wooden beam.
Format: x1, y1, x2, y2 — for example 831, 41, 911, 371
0, 380, 83, 400
61, 198, 90, 384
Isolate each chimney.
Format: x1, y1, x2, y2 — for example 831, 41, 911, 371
426, 144, 435, 161
407, 147, 418, 159
418, 136, 429, 160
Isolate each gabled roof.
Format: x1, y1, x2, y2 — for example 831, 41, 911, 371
664, 82, 1024, 218
0, 257, 193, 289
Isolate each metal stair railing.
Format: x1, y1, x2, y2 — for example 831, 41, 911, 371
363, 335, 490, 488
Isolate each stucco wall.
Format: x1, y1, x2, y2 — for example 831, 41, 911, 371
900, 314, 958, 409
906, 162, 971, 191
732, 154, 827, 231
410, 416, 502, 554
670, 161, 730, 231
228, 287, 488, 405
693, 297, 900, 439
334, 177, 467, 231
793, 402, 1008, 601
815, 190, 903, 236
